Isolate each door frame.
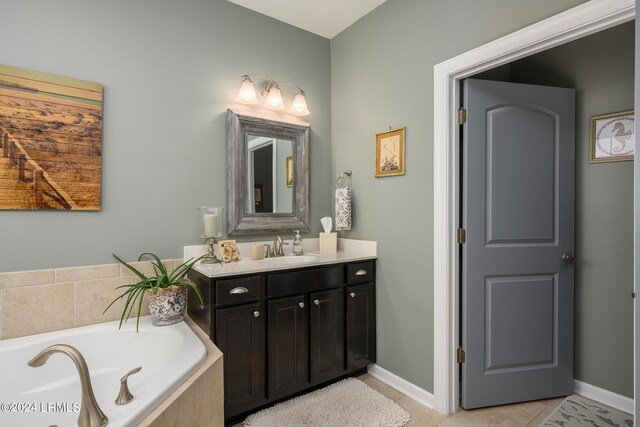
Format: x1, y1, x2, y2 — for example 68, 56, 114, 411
432, 0, 635, 415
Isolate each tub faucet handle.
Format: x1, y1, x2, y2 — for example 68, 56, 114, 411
115, 366, 142, 406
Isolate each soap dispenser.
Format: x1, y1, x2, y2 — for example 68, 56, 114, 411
293, 230, 303, 255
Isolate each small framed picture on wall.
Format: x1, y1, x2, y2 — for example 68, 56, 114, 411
375, 127, 405, 177
589, 110, 634, 163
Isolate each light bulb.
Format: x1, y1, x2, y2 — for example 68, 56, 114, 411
289, 92, 310, 116
236, 77, 258, 105
265, 86, 285, 110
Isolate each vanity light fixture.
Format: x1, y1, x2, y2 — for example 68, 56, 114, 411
236, 74, 310, 116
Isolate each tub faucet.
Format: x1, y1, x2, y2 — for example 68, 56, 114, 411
28, 344, 108, 427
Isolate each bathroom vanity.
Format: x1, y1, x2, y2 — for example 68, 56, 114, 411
186, 253, 376, 423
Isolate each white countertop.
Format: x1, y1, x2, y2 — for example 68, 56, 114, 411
185, 238, 376, 279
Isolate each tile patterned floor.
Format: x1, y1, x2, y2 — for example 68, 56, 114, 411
230, 373, 568, 426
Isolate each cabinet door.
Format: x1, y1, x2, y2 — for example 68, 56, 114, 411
310, 288, 345, 383
215, 302, 266, 419
346, 283, 376, 370
267, 295, 308, 400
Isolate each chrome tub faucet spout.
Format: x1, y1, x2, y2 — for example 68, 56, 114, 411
28, 344, 108, 427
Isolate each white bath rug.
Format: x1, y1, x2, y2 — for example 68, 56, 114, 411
243, 378, 411, 427
541, 394, 633, 427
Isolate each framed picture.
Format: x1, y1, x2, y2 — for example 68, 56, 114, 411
0, 64, 103, 210
375, 127, 405, 177
589, 110, 634, 163
286, 155, 293, 187
254, 184, 264, 208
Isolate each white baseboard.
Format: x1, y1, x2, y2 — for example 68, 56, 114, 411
574, 380, 634, 414
367, 364, 434, 409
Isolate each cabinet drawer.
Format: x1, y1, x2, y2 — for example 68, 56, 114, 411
216, 276, 263, 306
347, 261, 375, 285
268, 266, 343, 298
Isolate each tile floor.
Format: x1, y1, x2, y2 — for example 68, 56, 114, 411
230, 373, 568, 426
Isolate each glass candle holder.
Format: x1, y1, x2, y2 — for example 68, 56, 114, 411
198, 207, 224, 264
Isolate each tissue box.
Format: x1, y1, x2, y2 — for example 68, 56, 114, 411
319, 232, 337, 254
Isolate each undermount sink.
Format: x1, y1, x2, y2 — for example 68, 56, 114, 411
256, 254, 320, 265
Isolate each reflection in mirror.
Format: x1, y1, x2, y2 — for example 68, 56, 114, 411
227, 109, 309, 235
247, 135, 293, 214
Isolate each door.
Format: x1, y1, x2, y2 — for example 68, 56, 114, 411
310, 288, 345, 383
215, 302, 266, 418
346, 282, 376, 370
461, 78, 575, 408
267, 295, 308, 400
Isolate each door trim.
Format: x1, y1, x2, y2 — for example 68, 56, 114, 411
432, 0, 635, 415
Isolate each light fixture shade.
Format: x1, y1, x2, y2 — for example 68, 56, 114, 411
289, 92, 310, 116
264, 86, 285, 110
236, 78, 258, 105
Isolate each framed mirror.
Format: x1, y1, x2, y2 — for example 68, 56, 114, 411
227, 109, 309, 234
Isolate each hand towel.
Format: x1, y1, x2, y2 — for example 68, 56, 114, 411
335, 187, 352, 231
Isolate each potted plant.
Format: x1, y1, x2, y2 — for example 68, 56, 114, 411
104, 252, 206, 329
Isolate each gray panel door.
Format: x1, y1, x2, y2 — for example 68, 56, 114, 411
461, 78, 575, 409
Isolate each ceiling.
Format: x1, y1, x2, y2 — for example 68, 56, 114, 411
227, 0, 388, 39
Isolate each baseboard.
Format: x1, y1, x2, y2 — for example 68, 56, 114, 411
574, 380, 634, 414
367, 364, 434, 409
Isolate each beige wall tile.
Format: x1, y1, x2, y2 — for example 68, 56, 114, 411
138, 413, 165, 427
163, 377, 209, 427
56, 264, 119, 283
74, 276, 138, 327
0, 269, 55, 288
2, 282, 74, 339
209, 358, 224, 427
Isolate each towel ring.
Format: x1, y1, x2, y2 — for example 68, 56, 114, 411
336, 170, 352, 189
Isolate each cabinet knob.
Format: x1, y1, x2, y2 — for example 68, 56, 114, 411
298, 302, 305, 308
355, 269, 367, 276
253, 310, 260, 318
349, 292, 356, 298
313, 299, 320, 306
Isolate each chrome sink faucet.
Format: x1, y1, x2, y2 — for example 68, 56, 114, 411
28, 344, 108, 427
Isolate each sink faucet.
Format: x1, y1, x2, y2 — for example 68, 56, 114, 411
28, 344, 108, 427
267, 236, 289, 257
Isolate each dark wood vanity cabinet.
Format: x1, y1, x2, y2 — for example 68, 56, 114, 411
267, 295, 308, 400
187, 259, 376, 423
215, 302, 266, 418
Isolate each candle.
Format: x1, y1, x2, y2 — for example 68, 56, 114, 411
204, 213, 219, 236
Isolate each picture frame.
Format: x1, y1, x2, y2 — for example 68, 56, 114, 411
286, 155, 293, 187
254, 184, 264, 208
375, 127, 405, 177
589, 110, 634, 163
0, 64, 103, 210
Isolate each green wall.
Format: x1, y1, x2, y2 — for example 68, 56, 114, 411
505, 22, 635, 398
330, 0, 588, 393
0, 0, 331, 272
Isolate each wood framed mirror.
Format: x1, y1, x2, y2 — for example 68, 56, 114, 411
226, 109, 309, 235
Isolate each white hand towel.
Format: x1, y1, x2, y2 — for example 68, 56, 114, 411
335, 187, 352, 231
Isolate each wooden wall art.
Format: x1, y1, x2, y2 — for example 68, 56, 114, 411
0, 64, 103, 210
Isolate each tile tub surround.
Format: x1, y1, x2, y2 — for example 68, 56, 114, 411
185, 237, 377, 278
0, 258, 184, 340
0, 260, 224, 427
139, 316, 224, 427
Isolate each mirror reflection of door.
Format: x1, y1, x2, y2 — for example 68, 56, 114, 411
247, 134, 294, 214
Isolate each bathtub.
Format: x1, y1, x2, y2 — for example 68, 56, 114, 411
0, 316, 206, 427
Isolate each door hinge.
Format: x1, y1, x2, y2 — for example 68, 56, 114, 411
457, 346, 465, 364
457, 228, 466, 244
632, 292, 636, 299
457, 108, 467, 125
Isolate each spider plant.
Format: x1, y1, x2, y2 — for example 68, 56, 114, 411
104, 252, 206, 331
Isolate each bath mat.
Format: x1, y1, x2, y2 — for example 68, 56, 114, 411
243, 378, 410, 427
541, 394, 633, 427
